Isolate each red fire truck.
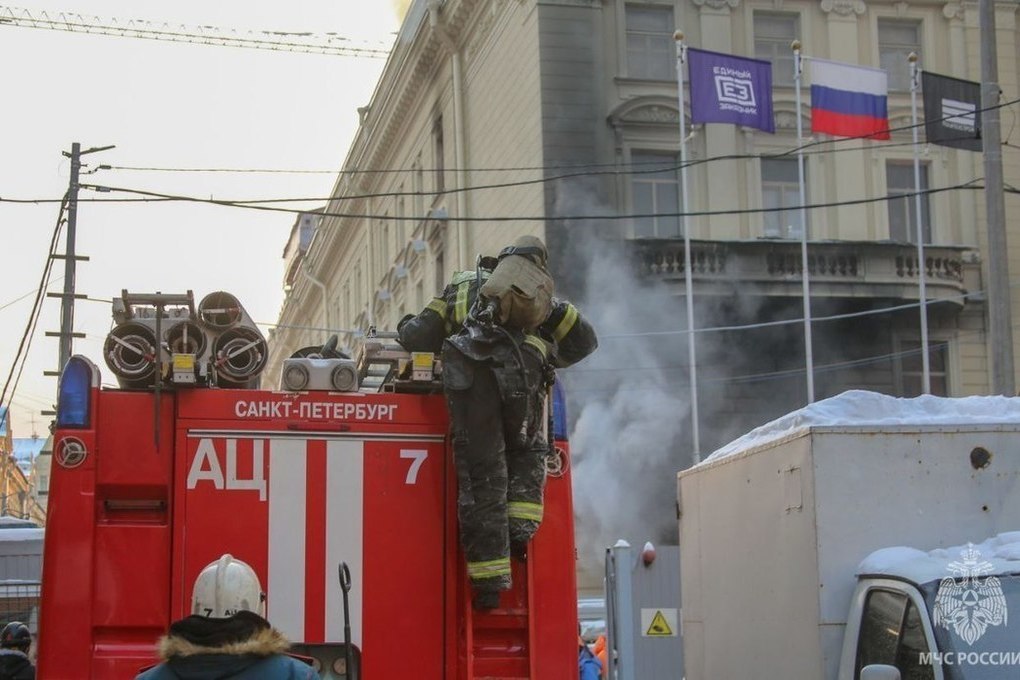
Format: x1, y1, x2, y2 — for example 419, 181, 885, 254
37, 291, 579, 679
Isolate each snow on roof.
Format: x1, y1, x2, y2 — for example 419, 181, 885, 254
858, 532, 1020, 584
0, 528, 43, 542
702, 390, 1020, 465
0, 517, 38, 529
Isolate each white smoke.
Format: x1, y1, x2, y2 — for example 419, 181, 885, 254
553, 185, 693, 582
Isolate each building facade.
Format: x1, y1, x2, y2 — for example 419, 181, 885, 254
269, 0, 1018, 445
266, 0, 1019, 581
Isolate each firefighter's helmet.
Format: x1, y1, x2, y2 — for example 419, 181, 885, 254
498, 235, 548, 268
191, 554, 265, 618
0, 622, 30, 650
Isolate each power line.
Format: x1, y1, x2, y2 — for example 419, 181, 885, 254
101, 140, 925, 176
0, 195, 66, 432
74, 284, 1015, 392
77, 177, 986, 222
0, 5, 391, 58
99, 97, 1020, 178
3, 98, 1017, 210
0, 278, 63, 313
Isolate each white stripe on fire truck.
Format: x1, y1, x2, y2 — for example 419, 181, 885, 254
268, 439, 307, 642
325, 439, 364, 645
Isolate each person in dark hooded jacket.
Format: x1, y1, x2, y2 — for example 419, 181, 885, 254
0, 621, 34, 680
135, 554, 314, 680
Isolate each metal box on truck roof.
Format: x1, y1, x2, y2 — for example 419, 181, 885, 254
678, 410, 1020, 680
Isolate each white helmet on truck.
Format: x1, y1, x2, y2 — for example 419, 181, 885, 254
191, 553, 265, 618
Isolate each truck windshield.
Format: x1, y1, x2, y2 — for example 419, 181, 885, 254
920, 575, 1020, 680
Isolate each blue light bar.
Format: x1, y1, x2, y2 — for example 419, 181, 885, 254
552, 380, 567, 441
56, 357, 93, 428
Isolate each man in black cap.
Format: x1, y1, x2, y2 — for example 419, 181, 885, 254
0, 621, 35, 680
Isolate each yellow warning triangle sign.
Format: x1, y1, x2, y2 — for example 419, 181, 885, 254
645, 610, 673, 636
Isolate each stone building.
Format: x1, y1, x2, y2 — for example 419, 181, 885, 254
266, 0, 1019, 580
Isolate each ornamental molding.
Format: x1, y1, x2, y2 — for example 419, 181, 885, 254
820, 0, 867, 16
693, 0, 741, 9
622, 104, 680, 125
774, 109, 805, 131
942, 2, 964, 20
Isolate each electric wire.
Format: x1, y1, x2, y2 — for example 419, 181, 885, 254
0, 195, 67, 432
3, 98, 1016, 212
76, 178, 987, 222
74, 283, 1006, 393
0, 278, 63, 313
4, 95, 1012, 408
102, 139, 925, 176
100, 97, 1020, 179
0, 5, 391, 58
4, 98, 1014, 210
562, 315, 1020, 394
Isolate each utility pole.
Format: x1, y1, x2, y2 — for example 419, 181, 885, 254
979, 0, 1015, 395
46, 143, 113, 376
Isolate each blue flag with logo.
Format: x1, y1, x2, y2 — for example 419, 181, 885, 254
688, 47, 775, 133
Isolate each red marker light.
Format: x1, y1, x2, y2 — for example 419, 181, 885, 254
642, 541, 656, 566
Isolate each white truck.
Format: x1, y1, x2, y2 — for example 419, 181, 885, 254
677, 391, 1020, 680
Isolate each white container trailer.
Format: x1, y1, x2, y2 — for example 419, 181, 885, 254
677, 392, 1020, 680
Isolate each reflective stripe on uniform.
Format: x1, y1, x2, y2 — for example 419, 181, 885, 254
426, 298, 447, 318
508, 501, 544, 522
523, 334, 548, 359
454, 282, 470, 325
466, 557, 512, 579
553, 304, 579, 342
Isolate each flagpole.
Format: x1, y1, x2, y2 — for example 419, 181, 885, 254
793, 40, 815, 403
674, 31, 700, 463
909, 53, 932, 394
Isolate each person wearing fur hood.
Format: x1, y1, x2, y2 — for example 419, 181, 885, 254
135, 555, 314, 680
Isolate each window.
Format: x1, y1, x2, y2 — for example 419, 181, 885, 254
856, 589, 934, 680
898, 339, 948, 397
879, 20, 921, 92
630, 151, 681, 238
761, 157, 807, 238
754, 13, 799, 87
887, 162, 930, 243
625, 5, 674, 81
432, 117, 445, 194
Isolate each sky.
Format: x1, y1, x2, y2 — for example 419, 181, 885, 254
0, 1, 409, 435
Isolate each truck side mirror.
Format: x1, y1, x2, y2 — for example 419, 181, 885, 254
861, 664, 901, 680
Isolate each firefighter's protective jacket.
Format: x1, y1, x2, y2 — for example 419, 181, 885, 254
398, 267, 597, 602
397, 270, 597, 367
134, 612, 315, 680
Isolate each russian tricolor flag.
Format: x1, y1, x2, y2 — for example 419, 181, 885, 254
810, 58, 890, 140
